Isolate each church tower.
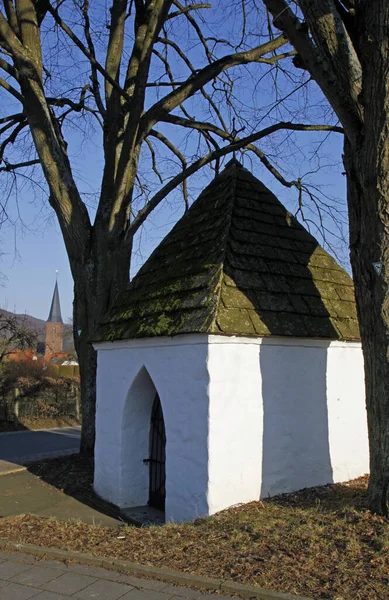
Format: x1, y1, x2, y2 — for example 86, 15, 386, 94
45, 279, 64, 360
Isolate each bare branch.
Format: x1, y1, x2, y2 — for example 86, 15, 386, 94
0, 112, 25, 135
0, 76, 23, 101
3, 0, 20, 38
257, 50, 296, 64
45, 3, 131, 105
0, 112, 24, 125
139, 34, 288, 137
15, 0, 43, 79
81, 0, 106, 117
145, 80, 186, 86
95, 0, 174, 237
0, 158, 40, 171
0, 119, 27, 162
128, 119, 342, 237
0, 10, 27, 60
0, 310, 38, 362
149, 128, 188, 206
0, 55, 18, 79
156, 36, 229, 131
263, 0, 362, 140
172, 0, 213, 62
167, 3, 211, 20
298, 0, 362, 112
46, 88, 104, 127
145, 138, 164, 184
104, 0, 127, 106
152, 45, 198, 123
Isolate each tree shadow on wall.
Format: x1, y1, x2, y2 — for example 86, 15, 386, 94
259, 338, 333, 498
223, 179, 341, 498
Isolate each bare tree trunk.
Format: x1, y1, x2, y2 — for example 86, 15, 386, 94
73, 238, 132, 455
77, 336, 97, 455
344, 141, 389, 515
262, 0, 389, 515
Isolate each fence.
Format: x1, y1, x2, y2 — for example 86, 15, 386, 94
0, 377, 81, 424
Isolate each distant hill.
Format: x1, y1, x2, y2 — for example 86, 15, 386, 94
0, 310, 74, 351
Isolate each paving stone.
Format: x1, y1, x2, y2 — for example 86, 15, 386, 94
0, 552, 37, 565
32, 560, 68, 572
10, 566, 61, 587
41, 573, 98, 595
29, 593, 72, 600
0, 560, 32, 580
117, 575, 169, 591
120, 589, 174, 600
0, 582, 39, 599
67, 563, 123, 581
75, 578, 133, 599
202, 595, 236, 600
160, 585, 206, 599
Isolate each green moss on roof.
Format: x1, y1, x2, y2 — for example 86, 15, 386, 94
95, 160, 360, 343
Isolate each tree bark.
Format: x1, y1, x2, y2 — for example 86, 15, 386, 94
344, 138, 389, 515
73, 237, 132, 454
263, 0, 389, 515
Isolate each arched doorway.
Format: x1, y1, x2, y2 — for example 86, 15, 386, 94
120, 366, 165, 509
147, 393, 166, 510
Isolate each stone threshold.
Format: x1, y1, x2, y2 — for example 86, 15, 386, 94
121, 505, 165, 526
0, 538, 313, 600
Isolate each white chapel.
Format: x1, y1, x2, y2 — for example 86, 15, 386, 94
92, 160, 369, 523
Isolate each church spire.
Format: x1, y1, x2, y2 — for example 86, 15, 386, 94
47, 280, 63, 323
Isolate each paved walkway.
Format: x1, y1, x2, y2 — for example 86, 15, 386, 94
0, 428, 81, 472
0, 549, 233, 600
0, 470, 121, 527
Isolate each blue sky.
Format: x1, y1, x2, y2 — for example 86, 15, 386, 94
0, 132, 346, 323
0, 2, 348, 322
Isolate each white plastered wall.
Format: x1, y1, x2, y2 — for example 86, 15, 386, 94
207, 338, 263, 514
94, 334, 369, 523
206, 336, 368, 514
94, 335, 210, 523
326, 343, 369, 483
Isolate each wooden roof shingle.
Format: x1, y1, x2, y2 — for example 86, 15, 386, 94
95, 160, 360, 342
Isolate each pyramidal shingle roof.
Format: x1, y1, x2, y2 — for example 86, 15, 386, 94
47, 281, 63, 323
95, 160, 360, 342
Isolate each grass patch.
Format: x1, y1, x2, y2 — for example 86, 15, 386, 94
0, 456, 388, 600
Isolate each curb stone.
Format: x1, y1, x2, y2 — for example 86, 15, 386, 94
0, 539, 313, 600
0, 450, 79, 476
220, 582, 312, 600
0, 461, 27, 476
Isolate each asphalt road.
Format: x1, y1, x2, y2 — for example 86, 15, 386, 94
0, 427, 81, 464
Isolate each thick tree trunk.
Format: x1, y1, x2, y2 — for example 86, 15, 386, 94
72, 238, 132, 455
264, 0, 389, 515
344, 141, 389, 515
77, 333, 97, 456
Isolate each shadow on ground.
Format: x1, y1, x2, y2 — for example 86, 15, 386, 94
267, 474, 369, 513
26, 454, 369, 525
26, 454, 132, 526
0, 415, 29, 433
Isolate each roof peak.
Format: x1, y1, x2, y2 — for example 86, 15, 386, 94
95, 166, 359, 343
224, 157, 245, 170
47, 280, 63, 323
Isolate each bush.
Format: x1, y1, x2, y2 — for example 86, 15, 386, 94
0, 359, 81, 425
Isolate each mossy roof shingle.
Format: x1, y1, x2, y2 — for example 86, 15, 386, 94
95, 160, 360, 342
